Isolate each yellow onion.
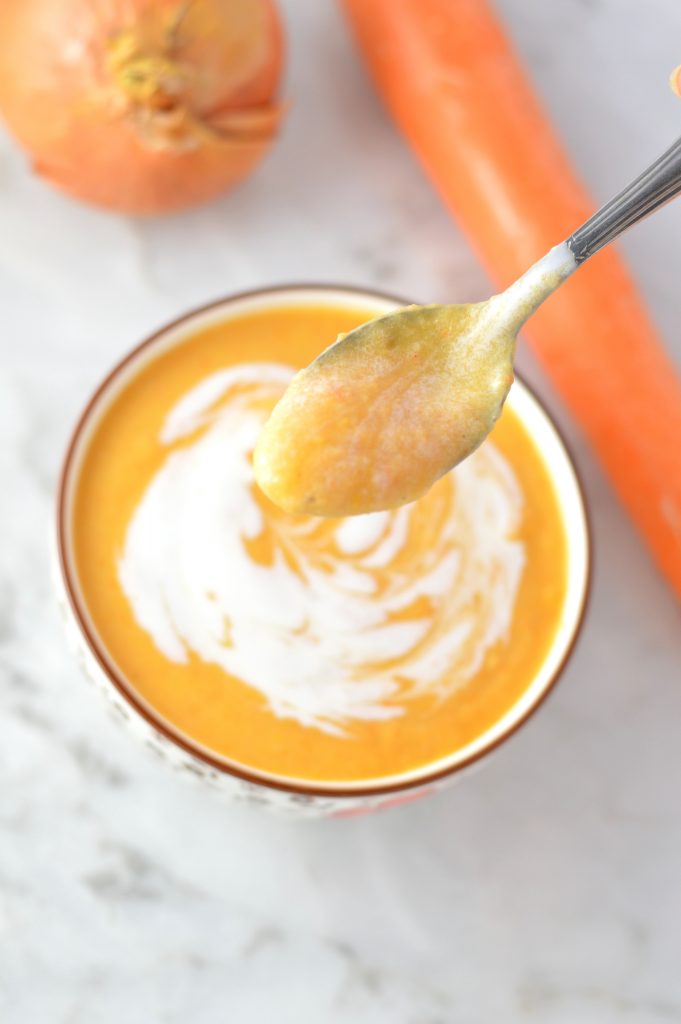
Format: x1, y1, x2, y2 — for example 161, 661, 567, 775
671, 64, 681, 99
0, 0, 284, 214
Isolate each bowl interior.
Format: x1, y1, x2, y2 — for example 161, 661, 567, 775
58, 286, 590, 795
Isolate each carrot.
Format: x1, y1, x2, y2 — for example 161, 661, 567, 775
342, 0, 681, 600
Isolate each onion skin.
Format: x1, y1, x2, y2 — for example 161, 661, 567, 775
671, 64, 681, 98
0, 0, 284, 214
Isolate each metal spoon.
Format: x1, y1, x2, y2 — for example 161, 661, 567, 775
255, 134, 681, 518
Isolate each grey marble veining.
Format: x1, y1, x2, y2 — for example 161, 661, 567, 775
1, 1, 681, 1021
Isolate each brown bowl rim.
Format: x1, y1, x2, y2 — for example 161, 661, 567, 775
55, 283, 593, 800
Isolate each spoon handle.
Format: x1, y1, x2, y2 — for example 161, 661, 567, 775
567, 135, 681, 263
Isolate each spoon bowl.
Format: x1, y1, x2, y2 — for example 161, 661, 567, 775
254, 300, 516, 516
256, 134, 681, 518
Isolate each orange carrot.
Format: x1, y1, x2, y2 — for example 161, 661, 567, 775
343, 0, 681, 600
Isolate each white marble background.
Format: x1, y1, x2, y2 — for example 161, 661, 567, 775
1, 1, 681, 1021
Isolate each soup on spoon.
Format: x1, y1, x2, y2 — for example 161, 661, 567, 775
255, 131, 681, 518
254, 245, 572, 516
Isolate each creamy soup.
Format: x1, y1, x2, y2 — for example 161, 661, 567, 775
71, 302, 568, 784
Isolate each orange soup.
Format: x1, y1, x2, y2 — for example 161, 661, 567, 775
71, 302, 568, 784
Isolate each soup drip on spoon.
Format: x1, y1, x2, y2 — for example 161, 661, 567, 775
254, 134, 681, 518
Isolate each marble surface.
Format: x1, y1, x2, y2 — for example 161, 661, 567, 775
2, 0, 681, 1020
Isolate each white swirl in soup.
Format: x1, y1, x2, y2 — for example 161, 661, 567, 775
118, 363, 526, 737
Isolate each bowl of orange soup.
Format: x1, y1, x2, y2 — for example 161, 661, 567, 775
55, 286, 590, 816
